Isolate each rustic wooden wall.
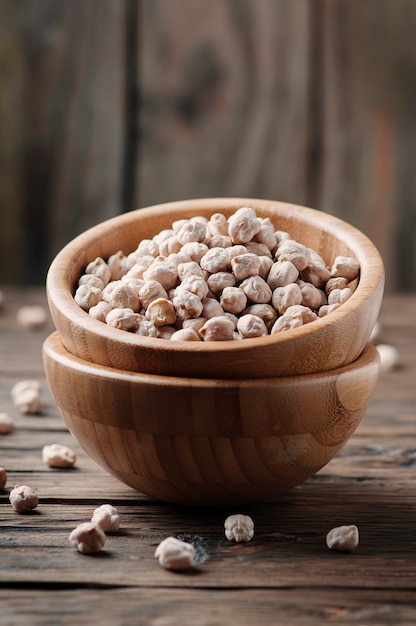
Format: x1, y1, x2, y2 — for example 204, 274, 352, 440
1, 0, 415, 290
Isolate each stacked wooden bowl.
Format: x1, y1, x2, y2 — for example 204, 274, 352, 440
43, 198, 384, 505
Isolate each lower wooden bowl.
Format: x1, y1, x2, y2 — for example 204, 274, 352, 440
43, 333, 380, 507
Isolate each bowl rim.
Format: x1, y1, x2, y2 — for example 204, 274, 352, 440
44, 331, 380, 387
46, 197, 385, 358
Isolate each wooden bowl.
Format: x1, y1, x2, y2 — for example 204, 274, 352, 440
46, 198, 384, 379
43, 332, 380, 507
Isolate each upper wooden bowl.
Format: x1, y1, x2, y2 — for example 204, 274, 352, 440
43, 332, 380, 507
46, 198, 384, 379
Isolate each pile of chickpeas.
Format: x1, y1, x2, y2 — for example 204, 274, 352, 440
74, 207, 360, 341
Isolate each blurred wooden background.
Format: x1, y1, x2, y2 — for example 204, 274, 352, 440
1, 0, 415, 290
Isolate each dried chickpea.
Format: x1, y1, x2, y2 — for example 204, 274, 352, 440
200, 316, 235, 341
0, 412, 13, 434
240, 276, 272, 304
231, 253, 261, 281
78, 274, 104, 289
176, 219, 207, 245
158, 235, 182, 256
173, 290, 203, 320
139, 280, 168, 310
201, 297, 224, 319
271, 283, 302, 314
88, 300, 112, 322
85, 257, 111, 286
200, 247, 229, 273
125, 256, 155, 279
226, 244, 248, 263
271, 314, 303, 334
245, 241, 272, 258
324, 279, 350, 297
10, 484, 38, 513
155, 536, 196, 571
253, 221, 277, 250
180, 242, 209, 262
145, 298, 177, 327
177, 276, 209, 300
327, 287, 352, 306
17, 305, 48, 330
285, 304, 318, 324
326, 525, 359, 552
136, 319, 158, 337
170, 328, 201, 341
228, 206, 262, 243
243, 304, 278, 330
267, 260, 299, 290
177, 261, 206, 282
69, 522, 106, 554
220, 287, 247, 315
237, 314, 268, 338
103, 283, 140, 311
331, 256, 360, 281
207, 271, 236, 294
224, 514, 254, 542
207, 212, 229, 237
258, 255, 274, 280
11, 380, 42, 414
42, 443, 77, 468
107, 251, 128, 280
91, 504, 120, 533
106, 308, 139, 331
297, 280, 326, 309
143, 261, 178, 290
318, 303, 341, 317
157, 325, 177, 339
135, 238, 159, 258
275, 239, 310, 272
208, 235, 232, 249
74, 285, 102, 311
182, 317, 207, 335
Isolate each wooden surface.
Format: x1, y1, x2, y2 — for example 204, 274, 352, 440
2, 0, 416, 289
1, 287, 416, 624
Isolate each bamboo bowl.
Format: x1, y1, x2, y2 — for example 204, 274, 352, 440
43, 333, 379, 507
46, 198, 384, 379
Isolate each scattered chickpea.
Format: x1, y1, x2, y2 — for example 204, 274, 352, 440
69, 522, 107, 554
326, 525, 359, 552
224, 514, 254, 543
0, 412, 13, 434
155, 536, 196, 571
91, 504, 120, 532
376, 344, 399, 373
0, 467, 7, 490
16, 305, 48, 330
9, 484, 39, 513
42, 444, 77, 468
11, 380, 42, 414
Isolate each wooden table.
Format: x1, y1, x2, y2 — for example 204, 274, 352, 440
1, 287, 415, 625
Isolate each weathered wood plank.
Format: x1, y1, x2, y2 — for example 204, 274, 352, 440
1, 288, 416, 624
2, 587, 416, 626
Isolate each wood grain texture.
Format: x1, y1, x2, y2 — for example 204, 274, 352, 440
43, 332, 379, 506
45, 198, 384, 379
0, 287, 416, 623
